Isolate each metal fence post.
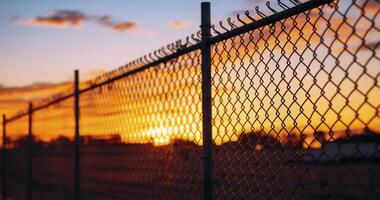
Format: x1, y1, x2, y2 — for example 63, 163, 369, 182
2, 114, 7, 200
74, 70, 81, 200
201, 2, 213, 200
27, 102, 33, 200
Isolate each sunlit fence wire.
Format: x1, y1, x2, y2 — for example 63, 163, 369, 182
211, 0, 380, 199
79, 50, 203, 199
1, 0, 379, 199
32, 97, 75, 199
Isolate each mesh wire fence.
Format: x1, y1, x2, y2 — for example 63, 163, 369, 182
79, 50, 203, 199
32, 97, 75, 199
211, 0, 379, 199
1, 0, 379, 199
4, 115, 29, 200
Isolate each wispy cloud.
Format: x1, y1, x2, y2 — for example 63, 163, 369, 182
95, 15, 137, 32
168, 20, 191, 29
25, 10, 86, 28
15, 10, 137, 32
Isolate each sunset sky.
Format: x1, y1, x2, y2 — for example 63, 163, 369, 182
0, 0, 378, 148
0, 0, 252, 87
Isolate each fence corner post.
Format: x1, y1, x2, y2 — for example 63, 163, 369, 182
27, 102, 33, 200
2, 114, 7, 200
74, 69, 81, 200
201, 2, 213, 200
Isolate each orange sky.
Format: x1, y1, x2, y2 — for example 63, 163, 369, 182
1, 1, 379, 148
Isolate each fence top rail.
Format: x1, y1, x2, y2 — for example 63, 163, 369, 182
209, 0, 333, 44
4, 0, 333, 123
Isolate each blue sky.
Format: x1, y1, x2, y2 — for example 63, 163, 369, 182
0, 0, 252, 87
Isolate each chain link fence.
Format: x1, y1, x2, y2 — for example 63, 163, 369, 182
3, 115, 29, 199
32, 97, 75, 199
79, 50, 203, 199
212, 0, 379, 198
1, 0, 379, 199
